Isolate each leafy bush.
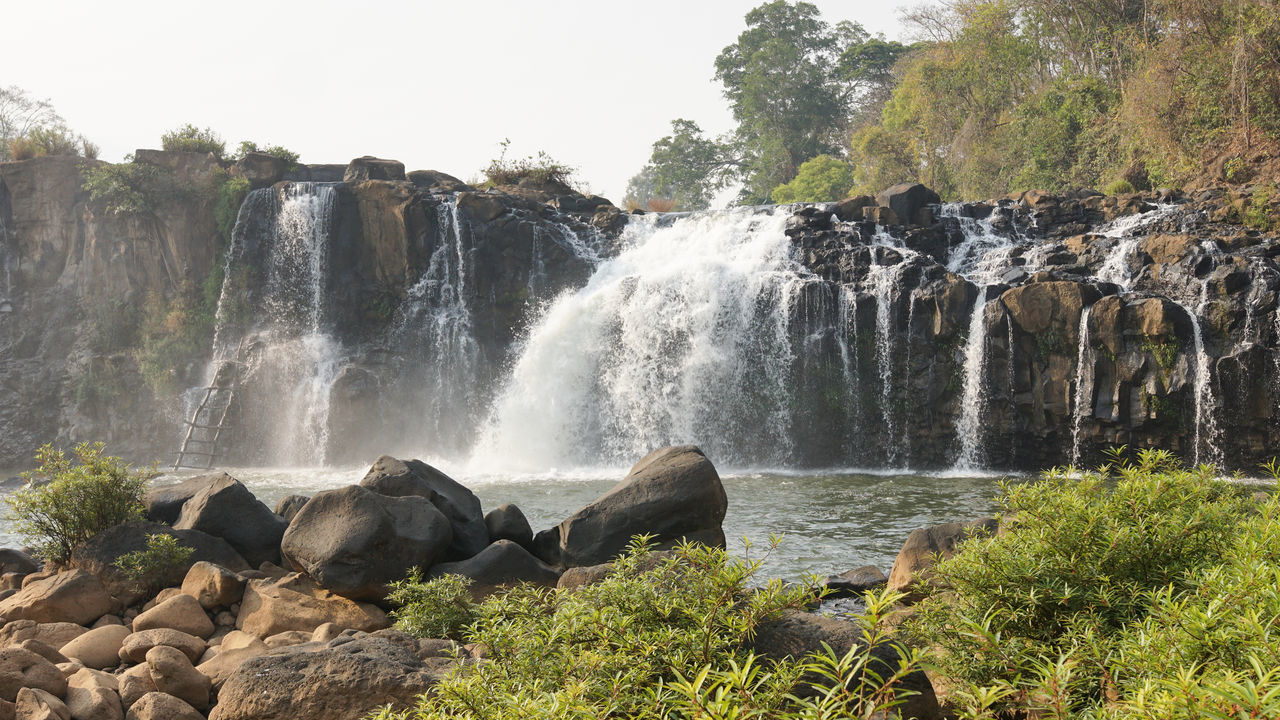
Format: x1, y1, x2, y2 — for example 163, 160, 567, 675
771, 154, 855, 203
373, 538, 925, 720
82, 161, 170, 216
907, 449, 1263, 718
232, 140, 300, 166
215, 174, 250, 241
386, 571, 477, 640
161, 124, 225, 158
5, 443, 154, 564
114, 533, 194, 594
482, 139, 577, 190
1105, 178, 1137, 195
6, 125, 90, 160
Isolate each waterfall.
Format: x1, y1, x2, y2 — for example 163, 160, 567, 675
940, 205, 1016, 469
1069, 305, 1095, 466
1187, 282, 1223, 467
1096, 204, 1177, 289
869, 254, 906, 465
471, 209, 811, 472
388, 199, 484, 455
953, 293, 990, 470
835, 285, 863, 457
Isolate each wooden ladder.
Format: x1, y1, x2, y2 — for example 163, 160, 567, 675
172, 356, 243, 471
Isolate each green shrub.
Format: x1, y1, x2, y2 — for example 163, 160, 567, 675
135, 286, 215, 395
386, 571, 477, 640
214, 174, 250, 241
1104, 178, 1137, 195
907, 449, 1260, 718
770, 154, 856, 203
482, 139, 576, 190
372, 537, 924, 720
161, 124, 225, 158
82, 161, 170, 216
6, 126, 88, 160
5, 443, 154, 564
114, 533, 194, 594
232, 140, 300, 167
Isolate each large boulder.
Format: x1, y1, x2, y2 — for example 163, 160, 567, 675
359, 456, 488, 560
71, 522, 248, 607
0, 621, 87, 650
272, 495, 309, 524
749, 611, 941, 720
281, 485, 452, 601
875, 183, 941, 227
236, 573, 388, 638
143, 473, 228, 525
64, 683, 121, 720
118, 629, 205, 665
14, 687, 69, 720
428, 540, 560, 598
0, 570, 113, 626
235, 152, 291, 190
546, 445, 727, 568
484, 504, 534, 550
343, 156, 405, 183
887, 518, 998, 602
0, 550, 38, 577
145, 645, 209, 711
180, 562, 245, 610
173, 476, 287, 568
0, 646, 66, 701
124, 692, 202, 720
59, 625, 131, 669
209, 633, 449, 720
131, 594, 213, 638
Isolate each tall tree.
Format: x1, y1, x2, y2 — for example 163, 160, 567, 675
0, 86, 64, 161
629, 2, 907, 208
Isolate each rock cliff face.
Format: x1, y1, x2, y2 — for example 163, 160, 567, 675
2, 153, 1277, 472
786, 186, 1280, 469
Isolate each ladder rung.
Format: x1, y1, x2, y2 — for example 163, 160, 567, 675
184, 422, 231, 430
177, 450, 219, 458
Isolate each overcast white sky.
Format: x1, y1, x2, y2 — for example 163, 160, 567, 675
3, 1, 914, 202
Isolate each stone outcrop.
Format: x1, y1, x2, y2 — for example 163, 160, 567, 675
172, 476, 287, 568
280, 484, 453, 600
235, 574, 388, 638
359, 456, 488, 560
0, 570, 113, 626
210, 632, 448, 720
537, 445, 727, 568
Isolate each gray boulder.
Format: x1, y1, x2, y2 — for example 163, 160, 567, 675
887, 517, 997, 602
0, 549, 38, 576
429, 540, 560, 598
235, 152, 290, 189
209, 632, 448, 720
360, 456, 488, 560
272, 495, 310, 524
144, 473, 228, 525
280, 485, 452, 601
875, 183, 941, 227
545, 445, 727, 568
173, 476, 287, 568
484, 504, 533, 550
343, 156, 405, 183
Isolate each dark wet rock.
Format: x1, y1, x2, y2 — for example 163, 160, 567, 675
173, 476, 287, 568
360, 456, 488, 561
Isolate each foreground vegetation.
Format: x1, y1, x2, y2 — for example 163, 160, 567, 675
372, 539, 923, 720
907, 449, 1280, 719
631, 0, 1280, 209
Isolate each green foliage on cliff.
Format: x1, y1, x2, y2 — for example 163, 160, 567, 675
136, 285, 216, 395
82, 161, 170, 216
161, 124, 226, 158
232, 140, 300, 167
373, 538, 923, 720
6, 443, 153, 564
634, 0, 1280, 206
906, 449, 1279, 719
482, 139, 577, 190
771, 154, 855, 203
214, 173, 250, 241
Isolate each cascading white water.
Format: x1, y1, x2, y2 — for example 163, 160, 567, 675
1187, 281, 1223, 467
1096, 204, 1177, 289
868, 255, 906, 464
470, 209, 811, 472
941, 205, 1017, 469
1069, 305, 1095, 466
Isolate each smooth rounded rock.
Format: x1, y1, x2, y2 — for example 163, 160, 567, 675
0, 621, 87, 651
59, 625, 130, 670
0, 571, 113, 626
15, 687, 69, 720
236, 574, 388, 638
123, 692, 202, 720
0, 646, 66, 701
131, 594, 213, 638
281, 485, 452, 601
360, 456, 488, 560
118, 629, 204, 665
64, 685, 122, 720
173, 475, 287, 568
145, 645, 209, 710
116, 666, 154, 709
